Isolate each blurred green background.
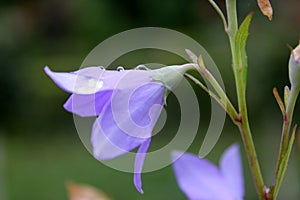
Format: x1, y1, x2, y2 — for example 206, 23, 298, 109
1, 0, 300, 199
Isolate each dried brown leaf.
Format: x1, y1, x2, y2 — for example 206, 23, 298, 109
257, 0, 273, 20
67, 182, 111, 200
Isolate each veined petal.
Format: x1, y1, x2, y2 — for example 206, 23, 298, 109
134, 138, 151, 194
220, 144, 244, 200
172, 151, 234, 200
129, 83, 164, 127
110, 82, 164, 139
91, 114, 147, 160
91, 83, 164, 160
63, 91, 113, 117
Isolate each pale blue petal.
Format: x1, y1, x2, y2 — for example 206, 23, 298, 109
91, 114, 146, 160
44, 66, 106, 94
220, 144, 244, 200
63, 91, 113, 117
134, 138, 151, 194
91, 82, 164, 159
172, 151, 235, 200
109, 82, 164, 139
44, 66, 154, 95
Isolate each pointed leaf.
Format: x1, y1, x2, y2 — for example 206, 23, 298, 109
235, 13, 253, 89
185, 49, 198, 63
273, 88, 285, 117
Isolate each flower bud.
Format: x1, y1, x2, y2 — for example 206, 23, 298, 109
289, 43, 300, 91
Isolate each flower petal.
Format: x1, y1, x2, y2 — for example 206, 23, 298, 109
134, 138, 151, 194
44, 66, 106, 94
91, 114, 147, 160
63, 91, 113, 117
220, 144, 244, 200
172, 151, 234, 200
44, 66, 154, 95
110, 82, 164, 138
91, 83, 164, 160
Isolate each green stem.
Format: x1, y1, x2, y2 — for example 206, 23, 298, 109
207, 0, 228, 31
236, 91, 265, 199
282, 87, 298, 156
226, 0, 238, 38
185, 69, 238, 122
196, 57, 239, 120
273, 86, 299, 198
226, 0, 265, 199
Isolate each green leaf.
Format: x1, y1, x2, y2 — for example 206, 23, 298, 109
235, 13, 253, 89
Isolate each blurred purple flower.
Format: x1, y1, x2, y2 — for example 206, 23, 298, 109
172, 144, 244, 200
44, 64, 191, 193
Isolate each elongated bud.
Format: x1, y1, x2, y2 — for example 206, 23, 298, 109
289, 42, 300, 91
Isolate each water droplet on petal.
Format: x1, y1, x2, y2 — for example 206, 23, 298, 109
98, 66, 105, 70
135, 65, 149, 70
88, 79, 103, 89
75, 77, 104, 94
117, 66, 125, 71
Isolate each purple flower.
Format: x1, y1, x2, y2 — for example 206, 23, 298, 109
44, 64, 193, 193
172, 144, 244, 200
